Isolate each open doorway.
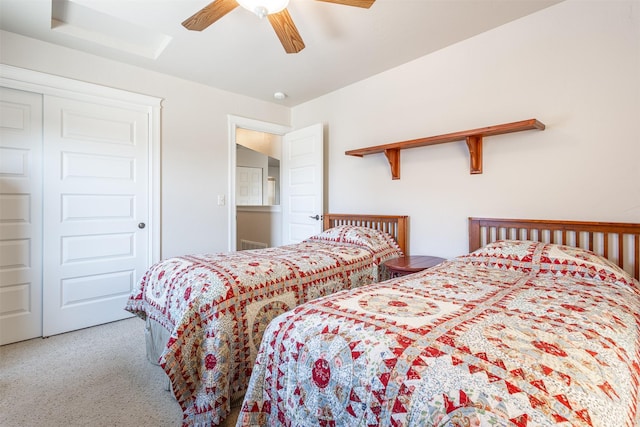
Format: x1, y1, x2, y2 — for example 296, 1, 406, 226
228, 116, 290, 251
235, 129, 282, 250
228, 116, 325, 252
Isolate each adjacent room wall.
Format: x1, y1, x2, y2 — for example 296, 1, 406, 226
0, 30, 289, 259
291, 0, 640, 258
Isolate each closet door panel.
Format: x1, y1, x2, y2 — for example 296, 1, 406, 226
0, 87, 43, 345
42, 95, 149, 336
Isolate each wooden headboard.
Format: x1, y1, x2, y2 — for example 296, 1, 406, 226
324, 214, 408, 256
469, 217, 640, 281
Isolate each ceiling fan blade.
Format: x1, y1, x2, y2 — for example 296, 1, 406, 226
315, 0, 375, 8
182, 0, 239, 31
268, 9, 306, 54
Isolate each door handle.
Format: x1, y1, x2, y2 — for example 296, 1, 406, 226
309, 215, 321, 221
138, 222, 146, 229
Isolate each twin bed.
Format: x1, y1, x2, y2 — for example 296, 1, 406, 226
125, 214, 408, 426
126, 215, 640, 427
238, 218, 640, 427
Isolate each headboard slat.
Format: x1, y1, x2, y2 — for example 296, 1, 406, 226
618, 237, 624, 269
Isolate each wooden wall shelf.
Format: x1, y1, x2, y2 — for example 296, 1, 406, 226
345, 118, 546, 179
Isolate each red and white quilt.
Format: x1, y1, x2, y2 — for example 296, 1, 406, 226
124, 225, 402, 426
239, 240, 640, 427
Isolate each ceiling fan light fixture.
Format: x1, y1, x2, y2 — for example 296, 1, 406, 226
237, 0, 290, 18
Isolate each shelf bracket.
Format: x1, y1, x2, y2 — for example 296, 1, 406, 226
384, 148, 400, 180
466, 135, 483, 174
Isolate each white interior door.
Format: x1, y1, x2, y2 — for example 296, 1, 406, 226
42, 95, 150, 336
281, 123, 324, 244
0, 87, 43, 345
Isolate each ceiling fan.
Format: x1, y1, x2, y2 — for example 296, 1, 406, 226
182, 0, 376, 54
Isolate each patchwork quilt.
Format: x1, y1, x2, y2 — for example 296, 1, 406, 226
124, 225, 403, 426
238, 240, 640, 427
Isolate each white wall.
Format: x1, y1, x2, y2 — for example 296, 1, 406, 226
2, 0, 638, 261
0, 30, 289, 259
291, 0, 640, 259
236, 209, 282, 249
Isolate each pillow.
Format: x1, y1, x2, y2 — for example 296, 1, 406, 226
537, 243, 638, 287
305, 225, 404, 265
461, 240, 638, 288
460, 240, 540, 273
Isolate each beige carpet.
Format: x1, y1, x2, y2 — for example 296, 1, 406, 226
0, 317, 240, 427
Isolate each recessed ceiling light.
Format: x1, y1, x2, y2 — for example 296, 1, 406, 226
273, 92, 287, 100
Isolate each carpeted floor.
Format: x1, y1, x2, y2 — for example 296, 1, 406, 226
0, 317, 240, 427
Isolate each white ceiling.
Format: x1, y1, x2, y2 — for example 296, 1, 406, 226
0, 0, 562, 106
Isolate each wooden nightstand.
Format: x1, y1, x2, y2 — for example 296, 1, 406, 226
384, 255, 446, 278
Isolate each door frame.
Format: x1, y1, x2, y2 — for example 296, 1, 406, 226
227, 115, 290, 251
0, 64, 162, 264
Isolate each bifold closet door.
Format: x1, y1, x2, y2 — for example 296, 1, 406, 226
42, 95, 150, 337
0, 87, 43, 345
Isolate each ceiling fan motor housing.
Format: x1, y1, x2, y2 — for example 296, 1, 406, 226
237, 0, 290, 18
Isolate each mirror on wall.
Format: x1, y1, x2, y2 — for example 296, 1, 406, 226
236, 128, 281, 206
